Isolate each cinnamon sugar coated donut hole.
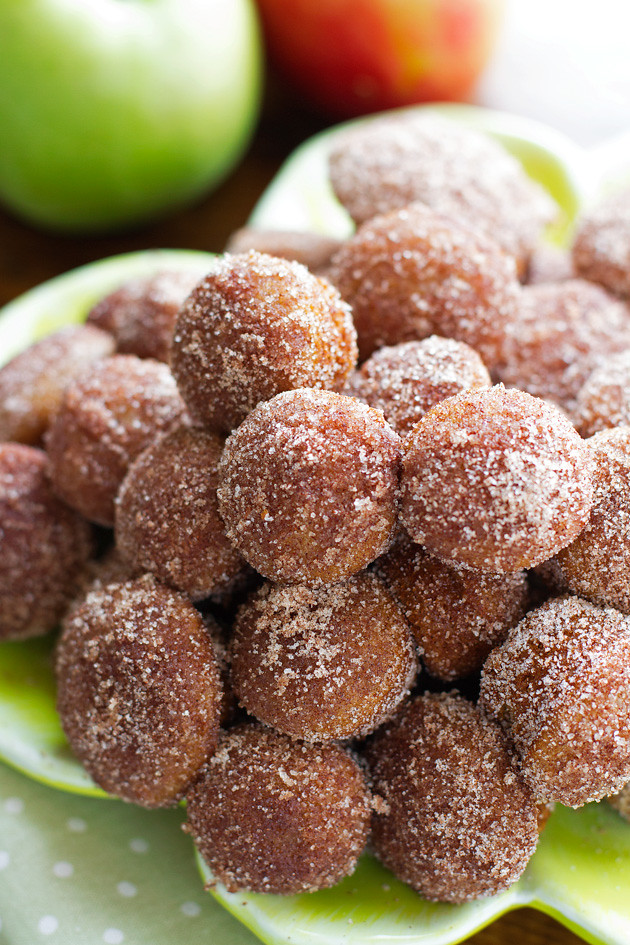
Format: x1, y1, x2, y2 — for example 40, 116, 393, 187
553, 428, 630, 613
347, 337, 491, 437
217, 388, 401, 586
225, 228, 343, 274
184, 724, 373, 895
55, 575, 223, 808
364, 692, 539, 902
230, 573, 417, 742
480, 596, 630, 807
45, 354, 186, 526
0, 443, 93, 641
376, 536, 528, 681
115, 424, 245, 601
400, 385, 594, 572
575, 349, 630, 436
495, 279, 630, 416
329, 202, 520, 365
572, 187, 630, 298
87, 269, 204, 363
328, 112, 555, 275
171, 251, 357, 434
0, 325, 115, 445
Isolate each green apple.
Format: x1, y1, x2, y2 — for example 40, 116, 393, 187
0, 0, 262, 233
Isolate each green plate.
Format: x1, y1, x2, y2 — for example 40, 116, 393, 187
2, 106, 630, 945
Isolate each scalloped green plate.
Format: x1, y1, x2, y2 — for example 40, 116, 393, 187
2, 106, 630, 945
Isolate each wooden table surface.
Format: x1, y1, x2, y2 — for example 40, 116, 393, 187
0, 86, 586, 945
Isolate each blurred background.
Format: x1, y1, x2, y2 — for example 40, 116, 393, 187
479, 0, 630, 145
1, 0, 630, 308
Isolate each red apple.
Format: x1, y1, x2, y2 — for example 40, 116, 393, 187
255, 0, 504, 117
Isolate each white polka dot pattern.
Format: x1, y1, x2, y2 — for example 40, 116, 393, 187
116, 882, 137, 898
53, 861, 74, 878
129, 838, 149, 854
103, 929, 124, 944
37, 915, 58, 935
180, 901, 201, 917
0, 762, 256, 945
4, 797, 23, 815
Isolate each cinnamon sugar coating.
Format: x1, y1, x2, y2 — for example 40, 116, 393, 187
329, 202, 520, 365
184, 724, 372, 895
0, 443, 93, 641
525, 244, 575, 285
328, 112, 555, 274
376, 536, 528, 681
55, 575, 223, 808
553, 428, 630, 613
495, 279, 630, 417
608, 783, 630, 821
202, 612, 237, 728
115, 424, 245, 601
347, 336, 490, 437
400, 385, 594, 572
364, 692, 539, 903
87, 269, 202, 363
225, 228, 343, 274
575, 349, 630, 436
230, 573, 417, 742
572, 187, 630, 298
45, 354, 186, 526
480, 596, 630, 807
217, 389, 401, 586
171, 251, 357, 434
0, 325, 115, 445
